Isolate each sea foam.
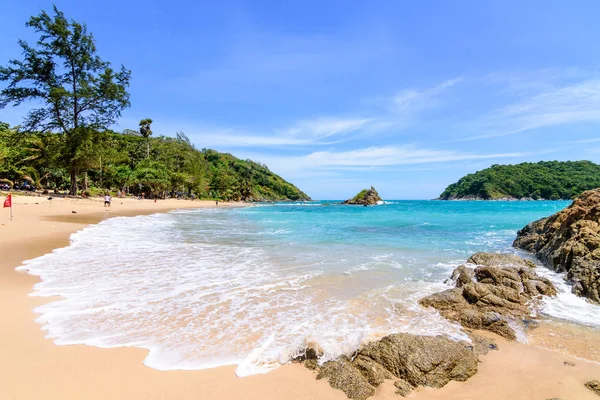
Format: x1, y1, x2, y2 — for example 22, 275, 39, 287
17, 209, 466, 376
16, 201, 599, 376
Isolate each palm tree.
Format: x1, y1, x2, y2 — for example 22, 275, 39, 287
139, 118, 153, 159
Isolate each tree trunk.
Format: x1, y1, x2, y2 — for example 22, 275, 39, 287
69, 168, 78, 195
84, 171, 88, 190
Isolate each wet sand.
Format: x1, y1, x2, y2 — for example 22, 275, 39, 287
1, 193, 599, 400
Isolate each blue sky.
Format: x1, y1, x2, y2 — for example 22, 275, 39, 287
2, 1, 600, 199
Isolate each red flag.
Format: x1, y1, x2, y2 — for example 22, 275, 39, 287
3, 194, 11, 208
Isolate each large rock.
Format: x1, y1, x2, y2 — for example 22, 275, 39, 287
313, 333, 485, 400
466, 252, 536, 269
343, 187, 382, 206
317, 357, 375, 400
513, 189, 600, 303
420, 252, 557, 340
359, 334, 478, 388
586, 380, 600, 396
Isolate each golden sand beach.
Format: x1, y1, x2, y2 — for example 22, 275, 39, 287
1, 193, 599, 400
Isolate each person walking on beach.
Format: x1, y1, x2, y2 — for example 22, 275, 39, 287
104, 194, 111, 207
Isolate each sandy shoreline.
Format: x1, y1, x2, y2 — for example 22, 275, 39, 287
1, 193, 599, 400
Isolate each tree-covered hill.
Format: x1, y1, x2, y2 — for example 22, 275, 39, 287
0, 7, 309, 202
0, 122, 310, 201
438, 161, 600, 200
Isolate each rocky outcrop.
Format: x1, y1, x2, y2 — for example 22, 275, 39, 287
420, 252, 557, 340
304, 332, 492, 400
586, 380, 600, 396
466, 252, 536, 269
343, 187, 382, 206
513, 189, 600, 303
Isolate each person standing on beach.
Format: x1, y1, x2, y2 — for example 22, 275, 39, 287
104, 194, 111, 207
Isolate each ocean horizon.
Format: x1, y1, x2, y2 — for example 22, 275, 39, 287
17, 200, 600, 376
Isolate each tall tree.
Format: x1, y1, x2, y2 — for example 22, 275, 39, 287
139, 118, 153, 159
0, 6, 131, 194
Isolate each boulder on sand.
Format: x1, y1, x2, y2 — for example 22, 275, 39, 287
311, 332, 487, 400
513, 188, 600, 304
586, 380, 600, 396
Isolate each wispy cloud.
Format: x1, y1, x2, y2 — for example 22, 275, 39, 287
463, 78, 600, 140
571, 138, 600, 144
148, 117, 372, 148
301, 145, 523, 167
253, 144, 526, 176
393, 78, 463, 115
278, 117, 372, 140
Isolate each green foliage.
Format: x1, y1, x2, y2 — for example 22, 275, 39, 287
132, 159, 169, 195
0, 7, 309, 202
351, 189, 368, 202
439, 161, 600, 200
0, 5, 131, 194
0, 121, 310, 201
138, 118, 153, 159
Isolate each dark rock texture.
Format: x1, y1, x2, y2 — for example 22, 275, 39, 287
466, 252, 536, 269
420, 252, 557, 340
308, 332, 491, 400
586, 380, 600, 396
513, 189, 600, 303
343, 187, 382, 206
317, 357, 375, 400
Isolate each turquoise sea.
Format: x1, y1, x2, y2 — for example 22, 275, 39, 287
18, 200, 600, 376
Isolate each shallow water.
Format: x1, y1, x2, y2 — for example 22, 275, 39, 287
17, 200, 600, 375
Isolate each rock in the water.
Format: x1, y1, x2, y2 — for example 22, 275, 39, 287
513, 189, 600, 304
420, 253, 557, 340
292, 346, 321, 370
586, 380, 600, 396
311, 333, 483, 400
467, 252, 536, 269
343, 186, 382, 206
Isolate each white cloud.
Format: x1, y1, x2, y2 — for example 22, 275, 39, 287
253, 144, 525, 176
570, 138, 600, 144
279, 117, 372, 140
191, 134, 315, 147
393, 78, 463, 115
465, 78, 600, 140
301, 145, 523, 167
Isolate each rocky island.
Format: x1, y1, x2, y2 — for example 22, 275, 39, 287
438, 161, 600, 200
514, 188, 600, 304
343, 187, 382, 205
